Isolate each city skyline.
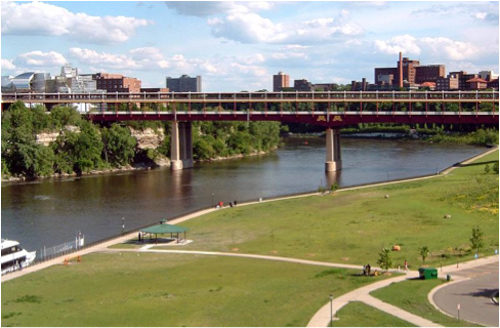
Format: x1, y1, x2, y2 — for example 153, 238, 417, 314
1, 1, 499, 91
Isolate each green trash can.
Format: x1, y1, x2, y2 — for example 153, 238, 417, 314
418, 267, 438, 280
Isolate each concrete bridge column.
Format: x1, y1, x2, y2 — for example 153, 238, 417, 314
325, 128, 341, 172
170, 121, 193, 171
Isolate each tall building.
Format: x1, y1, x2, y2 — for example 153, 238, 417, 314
94, 73, 141, 93
375, 53, 445, 88
166, 75, 201, 92
273, 72, 290, 91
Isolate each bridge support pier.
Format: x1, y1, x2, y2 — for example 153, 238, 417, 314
170, 121, 193, 170
325, 128, 341, 172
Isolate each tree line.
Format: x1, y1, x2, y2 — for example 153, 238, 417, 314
1, 102, 282, 180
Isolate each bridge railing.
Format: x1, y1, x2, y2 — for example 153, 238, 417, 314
2, 91, 498, 103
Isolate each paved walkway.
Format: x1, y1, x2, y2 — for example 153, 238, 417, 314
307, 255, 499, 327
430, 259, 499, 327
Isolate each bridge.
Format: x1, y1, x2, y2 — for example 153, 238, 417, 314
2, 91, 498, 172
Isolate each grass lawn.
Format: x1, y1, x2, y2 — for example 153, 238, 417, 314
370, 278, 480, 327
153, 151, 498, 269
1, 252, 390, 327
334, 301, 415, 327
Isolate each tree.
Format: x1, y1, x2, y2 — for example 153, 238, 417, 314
49, 106, 81, 129
53, 121, 104, 174
101, 124, 137, 166
419, 246, 430, 264
484, 164, 490, 174
470, 226, 484, 254
377, 248, 392, 270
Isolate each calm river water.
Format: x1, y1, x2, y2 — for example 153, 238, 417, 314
1, 137, 485, 252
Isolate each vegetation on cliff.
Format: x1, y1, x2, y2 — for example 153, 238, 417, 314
1, 102, 282, 179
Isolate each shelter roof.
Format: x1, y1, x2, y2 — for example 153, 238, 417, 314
141, 223, 188, 234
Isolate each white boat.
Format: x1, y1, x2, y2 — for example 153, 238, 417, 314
1, 239, 36, 275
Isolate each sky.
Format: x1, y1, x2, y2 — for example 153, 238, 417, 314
1, 1, 499, 91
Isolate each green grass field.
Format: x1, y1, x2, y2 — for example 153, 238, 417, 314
2, 150, 497, 327
334, 301, 415, 327
371, 279, 480, 327
1, 252, 390, 327
157, 151, 498, 269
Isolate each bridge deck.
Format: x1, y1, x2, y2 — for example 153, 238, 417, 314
88, 111, 499, 126
2, 91, 499, 104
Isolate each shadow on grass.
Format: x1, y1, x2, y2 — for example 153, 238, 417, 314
454, 160, 498, 168
122, 237, 177, 245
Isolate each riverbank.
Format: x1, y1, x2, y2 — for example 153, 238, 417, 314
1, 147, 277, 184
4, 146, 497, 282
2, 147, 497, 327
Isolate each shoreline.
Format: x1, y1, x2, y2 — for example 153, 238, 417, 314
1, 148, 277, 185
2, 145, 497, 282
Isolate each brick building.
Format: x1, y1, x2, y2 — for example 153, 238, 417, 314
436, 74, 459, 91
375, 53, 445, 88
415, 65, 445, 84
351, 78, 368, 91
273, 72, 290, 91
94, 73, 141, 93
294, 79, 314, 91
466, 77, 488, 90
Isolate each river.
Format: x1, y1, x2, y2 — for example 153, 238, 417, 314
1, 137, 486, 252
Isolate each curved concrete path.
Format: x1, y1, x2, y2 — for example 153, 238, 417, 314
106, 247, 439, 327
430, 259, 499, 327
308, 255, 499, 327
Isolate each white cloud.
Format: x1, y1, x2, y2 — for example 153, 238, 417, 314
69, 48, 139, 69
208, 8, 362, 44
420, 37, 479, 61
374, 34, 421, 55
375, 35, 481, 61
1, 2, 150, 43
14, 51, 67, 67
1, 59, 16, 70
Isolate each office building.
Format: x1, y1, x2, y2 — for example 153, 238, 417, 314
166, 75, 201, 92
273, 72, 290, 91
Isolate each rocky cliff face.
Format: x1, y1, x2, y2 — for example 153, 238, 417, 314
129, 127, 165, 149
35, 126, 81, 146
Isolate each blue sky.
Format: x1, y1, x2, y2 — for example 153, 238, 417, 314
1, 1, 498, 91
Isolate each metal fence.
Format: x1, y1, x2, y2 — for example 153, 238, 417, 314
35, 234, 84, 263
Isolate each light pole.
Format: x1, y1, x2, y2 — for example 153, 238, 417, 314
329, 294, 333, 327
121, 217, 125, 234
211, 192, 215, 207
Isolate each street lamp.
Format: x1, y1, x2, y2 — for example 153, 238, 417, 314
329, 294, 333, 327
121, 217, 125, 234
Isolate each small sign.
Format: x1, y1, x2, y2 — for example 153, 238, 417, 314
457, 303, 460, 310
